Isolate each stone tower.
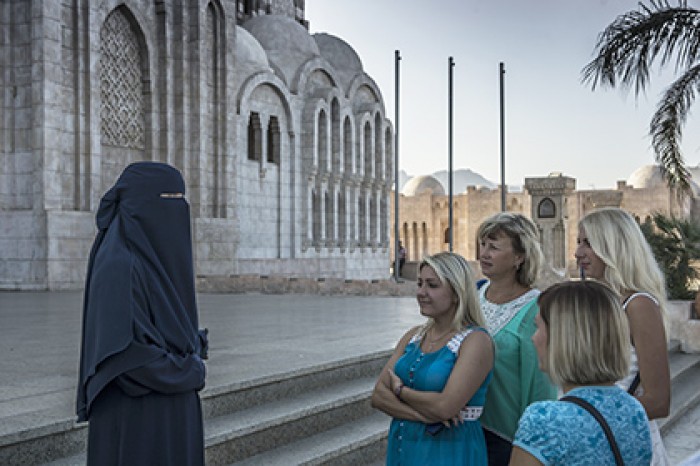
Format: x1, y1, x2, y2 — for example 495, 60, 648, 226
524, 174, 576, 272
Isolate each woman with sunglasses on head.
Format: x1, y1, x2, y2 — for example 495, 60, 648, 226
575, 207, 671, 465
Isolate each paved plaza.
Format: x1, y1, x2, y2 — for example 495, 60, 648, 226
0, 291, 423, 441
1, 290, 698, 464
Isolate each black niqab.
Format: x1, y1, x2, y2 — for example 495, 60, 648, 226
77, 162, 201, 421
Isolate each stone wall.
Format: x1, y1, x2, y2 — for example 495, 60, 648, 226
0, 1, 394, 290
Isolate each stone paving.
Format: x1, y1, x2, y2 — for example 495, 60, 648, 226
666, 403, 700, 465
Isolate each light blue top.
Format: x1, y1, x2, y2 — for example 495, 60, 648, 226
513, 386, 652, 465
386, 327, 492, 466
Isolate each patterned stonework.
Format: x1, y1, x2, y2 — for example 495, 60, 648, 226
100, 10, 144, 150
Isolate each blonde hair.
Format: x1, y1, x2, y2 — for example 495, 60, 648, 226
419, 252, 485, 331
579, 207, 668, 331
477, 212, 544, 286
538, 280, 630, 386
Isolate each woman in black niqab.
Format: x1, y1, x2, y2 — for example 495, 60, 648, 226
77, 162, 208, 466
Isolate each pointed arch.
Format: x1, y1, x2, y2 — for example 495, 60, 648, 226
99, 6, 150, 191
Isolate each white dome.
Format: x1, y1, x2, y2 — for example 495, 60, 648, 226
402, 175, 445, 196
688, 164, 700, 183
627, 165, 665, 189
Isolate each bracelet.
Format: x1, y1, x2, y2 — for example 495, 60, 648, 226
394, 382, 404, 398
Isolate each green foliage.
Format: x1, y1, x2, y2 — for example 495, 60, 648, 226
582, 0, 700, 195
640, 213, 700, 299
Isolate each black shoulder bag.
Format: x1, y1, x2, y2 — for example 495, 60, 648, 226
560, 395, 624, 466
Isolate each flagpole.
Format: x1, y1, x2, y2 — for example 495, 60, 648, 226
448, 56, 454, 251
500, 62, 506, 212
393, 50, 401, 281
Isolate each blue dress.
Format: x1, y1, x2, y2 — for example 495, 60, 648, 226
386, 327, 492, 466
513, 386, 652, 465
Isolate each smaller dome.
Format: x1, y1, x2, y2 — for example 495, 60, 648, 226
402, 175, 445, 196
314, 33, 362, 73
235, 26, 270, 72
627, 165, 665, 189
690, 179, 700, 197
243, 15, 320, 83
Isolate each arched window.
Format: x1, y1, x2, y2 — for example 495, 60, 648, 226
317, 109, 328, 171
267, 116, 280, 164
343, 117, 353, 174
247, 112, 262, 161
537, 198, 556, 218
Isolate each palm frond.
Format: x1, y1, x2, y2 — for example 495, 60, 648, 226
649, 63, 700, 194
582, 0, 700, 96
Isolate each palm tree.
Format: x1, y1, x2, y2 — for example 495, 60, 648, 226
640, 213, 700, 299
582, 0, 700, 195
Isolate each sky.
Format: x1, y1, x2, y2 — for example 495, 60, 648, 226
305, 0, 700, 190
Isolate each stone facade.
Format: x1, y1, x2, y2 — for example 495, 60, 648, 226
392, 168, 698, 279
0, 0, 393, 290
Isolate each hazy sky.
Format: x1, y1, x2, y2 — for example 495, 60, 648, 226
305, 0, 700, 190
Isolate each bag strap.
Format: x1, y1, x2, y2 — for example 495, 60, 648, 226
560, 395, 624, 466
627, 372, 641, 395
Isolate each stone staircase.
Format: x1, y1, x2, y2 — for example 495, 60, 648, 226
659, 341, 700, 435
1, 342, 699, 465
0, 351, 392, 466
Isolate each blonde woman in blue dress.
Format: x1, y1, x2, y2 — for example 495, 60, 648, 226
576, 207, 671, 465
371, 252, 494, 465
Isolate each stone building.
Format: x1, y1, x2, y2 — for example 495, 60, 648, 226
392, 165, 700, 279
0, 0, 393, 290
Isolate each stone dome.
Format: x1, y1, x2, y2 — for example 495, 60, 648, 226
313, 33, 362, 89
626, 164, 665, 189
688, 164, 700, 183
243, 15, 320, 83
402, 175, 445, 196
235, 26, 270, 73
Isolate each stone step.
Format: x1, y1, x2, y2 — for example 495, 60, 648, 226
660, 348, 700, 434
12, 344, 699, 466
204, 377, 377, 464
228, 411, 388, 466
2, 351, 390, 465
202, 351, 389, 420
42, 381, 387, 466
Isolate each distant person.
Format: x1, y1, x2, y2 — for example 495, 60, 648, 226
476, 212, 557, 466
577, 207, 670, 465
510, 280, 652, 465
77, 162, 208, 465
398, 241, 406, 277
372, 252, 494, 465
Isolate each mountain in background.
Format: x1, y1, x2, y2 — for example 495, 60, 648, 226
397, 168, 518, 192
431, 169, 497, 192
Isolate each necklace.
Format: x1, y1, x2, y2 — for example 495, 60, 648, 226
425, 328, 453, 351
486, 285, 530, 305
